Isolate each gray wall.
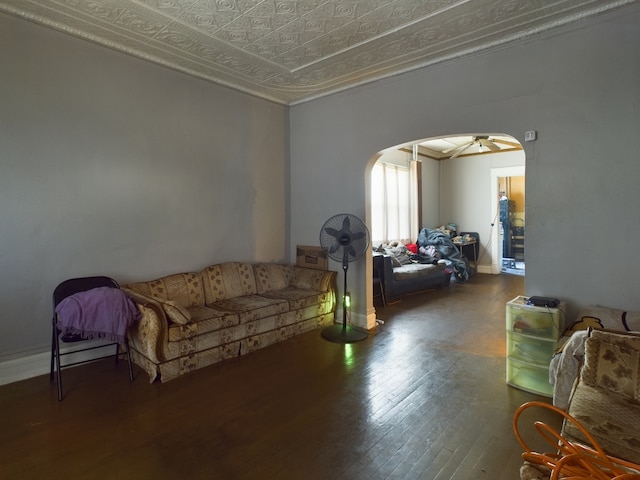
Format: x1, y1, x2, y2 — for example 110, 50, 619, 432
290, 4, 640, 326
0, 13, 287, 359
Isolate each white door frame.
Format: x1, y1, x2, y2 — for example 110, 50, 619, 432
490, 166, 525, 273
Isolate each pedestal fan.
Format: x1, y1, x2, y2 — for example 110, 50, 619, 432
319, 213, 370, 343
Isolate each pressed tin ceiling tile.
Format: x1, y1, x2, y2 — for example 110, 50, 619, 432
0, 0, 635, 104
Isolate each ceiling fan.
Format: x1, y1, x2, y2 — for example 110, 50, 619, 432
442, 135, 502, 160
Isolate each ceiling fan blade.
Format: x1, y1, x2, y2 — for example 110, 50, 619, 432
479, 138, 500, 151
442, 140, 474, 154
490, 138, 522, 149
448, 142, 473, 160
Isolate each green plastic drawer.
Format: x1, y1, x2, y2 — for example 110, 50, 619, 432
506, 296, 564, 339
507, 331, 556, 366
506, 356, 553, 397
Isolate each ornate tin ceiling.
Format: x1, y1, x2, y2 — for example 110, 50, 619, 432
0, 0, 634, 104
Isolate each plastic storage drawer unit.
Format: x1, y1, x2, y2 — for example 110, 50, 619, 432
505, 296, 565, 397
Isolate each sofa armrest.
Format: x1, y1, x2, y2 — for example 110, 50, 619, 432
122, 288, 169, 364
376, 254, 395, 287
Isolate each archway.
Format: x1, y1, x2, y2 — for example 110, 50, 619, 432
365, 133, 525, 316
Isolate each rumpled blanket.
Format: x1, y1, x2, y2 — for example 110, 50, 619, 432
417, 228, 469, 281
55, 286, 141, 343
549, 330, 588, 410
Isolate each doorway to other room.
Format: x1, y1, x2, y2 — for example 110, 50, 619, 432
369, 135, 525, 295
491, 166, 525, 276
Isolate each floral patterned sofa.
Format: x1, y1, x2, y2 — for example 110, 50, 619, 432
549, 306, 640, 409
519, 329, 640, 479
122, 262, 336, 383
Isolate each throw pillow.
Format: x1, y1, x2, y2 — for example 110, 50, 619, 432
292, 268, 328, 290
254, 264, 291, 293
581, 330, 640, 400
160, 300, 191, 325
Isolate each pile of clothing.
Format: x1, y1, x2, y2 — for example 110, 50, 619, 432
417, 228, 470, 282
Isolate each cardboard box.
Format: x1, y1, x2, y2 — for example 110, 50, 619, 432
296, 245, 328, 270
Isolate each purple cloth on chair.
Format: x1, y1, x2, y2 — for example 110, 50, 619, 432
55, 286, 140, 343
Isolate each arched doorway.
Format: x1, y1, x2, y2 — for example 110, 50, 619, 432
366, 133, 525, 311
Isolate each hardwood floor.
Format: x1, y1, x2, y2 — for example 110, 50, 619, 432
0, 273, 561, 480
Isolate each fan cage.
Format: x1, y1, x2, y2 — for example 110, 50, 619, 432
319, 214, 370, 264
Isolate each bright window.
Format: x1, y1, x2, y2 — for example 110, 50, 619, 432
371, 162, 412, 244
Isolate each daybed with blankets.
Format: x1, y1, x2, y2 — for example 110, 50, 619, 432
372, 227, 473, 303
122, 261, 337, 383
373, 250, 449, 303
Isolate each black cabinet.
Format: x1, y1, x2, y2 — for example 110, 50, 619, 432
511, 224, 524, 261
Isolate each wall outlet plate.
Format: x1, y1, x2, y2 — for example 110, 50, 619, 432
524, 130, 537, 141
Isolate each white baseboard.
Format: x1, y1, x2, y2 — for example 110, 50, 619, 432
0, 340, 113, 386
366, 310, 378, 330
0, 350, 51, 386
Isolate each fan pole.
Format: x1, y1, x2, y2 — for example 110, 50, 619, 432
342, 261, 348, 328
321, 253, 368, 343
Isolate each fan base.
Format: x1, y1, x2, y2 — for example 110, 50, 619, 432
321, 324, 368, 343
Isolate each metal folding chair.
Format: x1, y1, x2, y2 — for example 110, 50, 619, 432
50, 276, 134, 400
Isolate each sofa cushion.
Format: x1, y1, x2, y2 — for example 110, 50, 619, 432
201, 262, 257, 303
261, 287, 331, 311
169, 307, 240, 342
168, 306, 239, 342
253, 263, 293, 294
208, 295, 289, 324
290, 268, 333, 291
126, 272, 205, 308
391, 263, 441, 282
